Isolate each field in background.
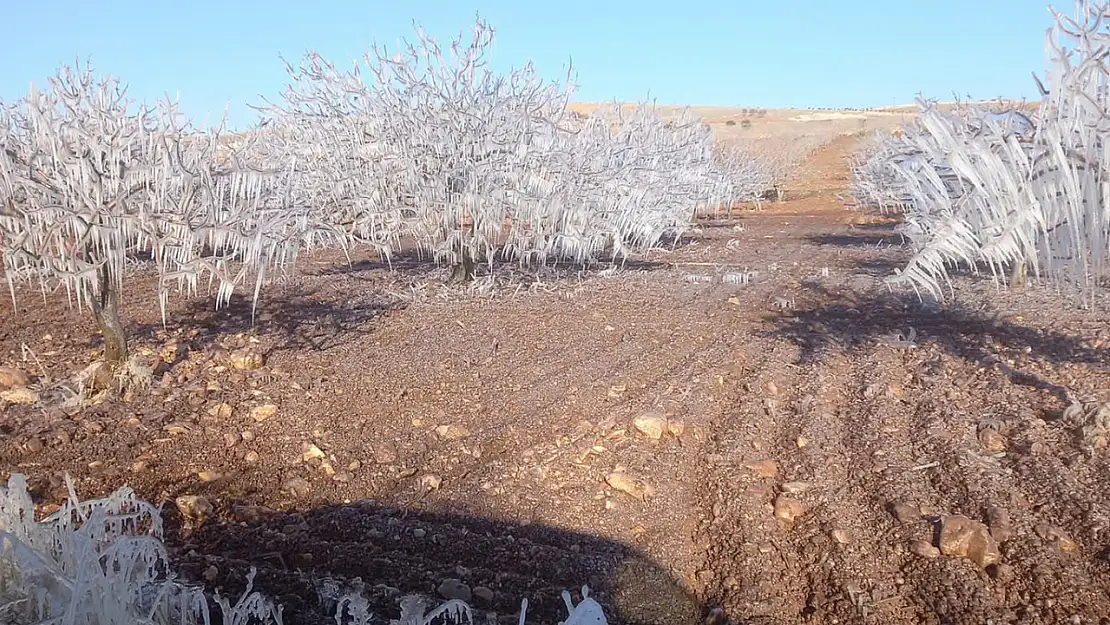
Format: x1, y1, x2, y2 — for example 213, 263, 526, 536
570, 104, 911, 200
565, 102, 914, 135
3, 109, 1110, 625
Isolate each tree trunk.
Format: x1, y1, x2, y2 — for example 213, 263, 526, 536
449, 249, 477, 284
90, 264, 128, 367
1009, 258, 1027, 289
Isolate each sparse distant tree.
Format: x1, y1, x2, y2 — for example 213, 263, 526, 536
711, 142, 772, 216
574, 103, 760, 242
0, 64, 334, 369
753, 133, 835, 203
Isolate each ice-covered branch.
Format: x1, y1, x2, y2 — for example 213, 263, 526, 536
0, 63, 337, 363
258, 18, 766, 278
852, 0, 1110, 302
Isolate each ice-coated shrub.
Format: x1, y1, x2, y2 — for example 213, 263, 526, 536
0, 473, 610, 625
853, 1, 1110, 302
259, 18, 768, 278
848, 131, 917, 214
0, 473, 282, 624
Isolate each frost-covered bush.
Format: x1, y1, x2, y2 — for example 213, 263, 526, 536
260, 18, 765, 279
0, 473, 610, 625
883, 101, 1039, 297
714, 143, 773, 209
848, 131, 916, 214
856, 0, 1110, 301
325, 580, 608, 625
0, 64, 340, 366
549, 103, 758, 259
0, 473, 282, 625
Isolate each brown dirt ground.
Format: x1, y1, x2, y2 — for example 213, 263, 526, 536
3, 133, 1110, 625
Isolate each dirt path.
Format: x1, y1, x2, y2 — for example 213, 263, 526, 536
3, 135, 1110, 625
689, 139, 1110, 624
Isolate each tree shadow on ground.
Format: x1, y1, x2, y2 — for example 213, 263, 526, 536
690, 217, 752, 230
847, 257, 905, 278
309, 248, 673, 282
766, 285, 1108, 396
165, 499, 712, 625
805, 230, 905, 248
125, 285, 404, 354
801, 218, 908, 248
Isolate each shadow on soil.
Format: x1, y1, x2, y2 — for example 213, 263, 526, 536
311, 252, 673, 282
126, 286, 404, 354
803, 219, 907, 249
166, 500, 711, 625
805, 230, 905, 248
847, 257, 905, 278
768, 286, 1106, 396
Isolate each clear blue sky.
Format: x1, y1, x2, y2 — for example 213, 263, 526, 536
0, 0, 1066, 131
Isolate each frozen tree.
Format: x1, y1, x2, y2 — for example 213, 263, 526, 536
714, 142, 772, 213
261, 18, 766, 281
572, 103, 761, 246
0, 64, 336, 368
848, 130, 916, 214
260, 19, 580, 281
362, 20, 579, 279
882, 100, 1038, 296
855, 0, 1110, 303
248, 56, 411, 266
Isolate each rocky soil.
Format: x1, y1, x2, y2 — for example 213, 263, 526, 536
3, 134, 1110, 625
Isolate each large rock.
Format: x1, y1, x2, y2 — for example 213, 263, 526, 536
986, 506, 1016, 543
229, 348, 265, 371
434, 424, 471, 440
633, 412, 667, 440
1034, 523, 1079, 554
606, 471, 654, 500
1, 387, 39, 405
437, 579, 472, 602
0, 366, 30, 390
909, 539, 941, 559
887, 501, 921, 523
773, 496, 807, 528
174, 495, 214, 526
938, 515, 1001, 568
373, 441, 398, 464
250, 404, 278, 422
743, 459, 779, 479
